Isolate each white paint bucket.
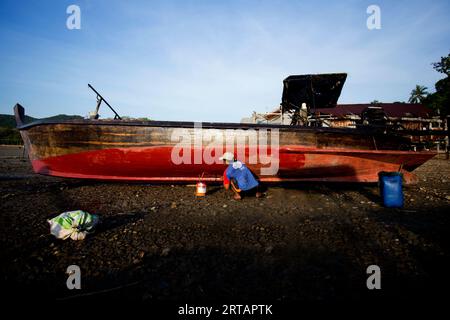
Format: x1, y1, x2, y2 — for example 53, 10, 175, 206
196, 182, 207, 196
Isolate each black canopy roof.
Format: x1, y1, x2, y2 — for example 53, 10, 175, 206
281, 73, 347, 112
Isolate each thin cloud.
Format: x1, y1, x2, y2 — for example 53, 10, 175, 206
0, 0, 448, 121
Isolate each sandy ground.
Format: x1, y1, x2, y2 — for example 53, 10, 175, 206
0, 145, 449, 303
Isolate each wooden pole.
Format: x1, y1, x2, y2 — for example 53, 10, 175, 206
446, 115, 449, 160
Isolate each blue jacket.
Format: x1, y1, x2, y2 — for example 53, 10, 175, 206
225, 161, 259, 191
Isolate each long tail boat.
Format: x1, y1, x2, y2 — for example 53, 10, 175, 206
14, 75, 436, 184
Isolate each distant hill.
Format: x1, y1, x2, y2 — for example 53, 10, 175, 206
0, 113, 83, 144
0, 113, 84, 128
0, 114, 36, 128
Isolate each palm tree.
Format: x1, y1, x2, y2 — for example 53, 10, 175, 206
408, 85, 429, 103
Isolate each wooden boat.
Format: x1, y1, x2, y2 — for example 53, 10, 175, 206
13, 75, 436, 184
13, 111, 435, 185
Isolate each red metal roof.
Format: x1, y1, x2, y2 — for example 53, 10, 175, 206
315, 103, 432, 118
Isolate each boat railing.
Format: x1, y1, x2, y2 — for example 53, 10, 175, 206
88, 84, 122, 120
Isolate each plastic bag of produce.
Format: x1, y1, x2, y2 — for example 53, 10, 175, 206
48, 210, 99, 240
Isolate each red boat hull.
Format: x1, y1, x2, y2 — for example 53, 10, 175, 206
30, 145, 434, 184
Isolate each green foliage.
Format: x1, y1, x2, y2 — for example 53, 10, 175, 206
432, 53, 450, 76
423, 53, 450, 116
408, 85, 429, 104
0, 127, 21, 144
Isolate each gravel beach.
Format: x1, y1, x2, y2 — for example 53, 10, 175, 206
1, 145, 449, 302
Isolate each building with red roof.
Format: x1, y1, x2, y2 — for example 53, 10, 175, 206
316, 103, 432, 119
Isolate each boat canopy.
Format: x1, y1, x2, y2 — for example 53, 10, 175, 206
281, 73, 347, 113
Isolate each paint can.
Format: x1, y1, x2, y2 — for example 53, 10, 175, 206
196, 182, 207, 196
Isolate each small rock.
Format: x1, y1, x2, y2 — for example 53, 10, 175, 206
265, 246, 274, 254
159, 280, 169, 289
161, 248, 171, 256
223, 204, 227, 208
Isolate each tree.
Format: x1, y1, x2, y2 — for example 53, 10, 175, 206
423, 53, 450, 116
408, 85, 429, 103
432, 53, 450, 76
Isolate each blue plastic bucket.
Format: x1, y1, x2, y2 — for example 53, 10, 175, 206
378, 172, 404, 208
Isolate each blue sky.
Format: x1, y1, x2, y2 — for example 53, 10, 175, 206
0, 0, 449, 121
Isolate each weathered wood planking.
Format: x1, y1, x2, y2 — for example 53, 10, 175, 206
23, 122, 411, 160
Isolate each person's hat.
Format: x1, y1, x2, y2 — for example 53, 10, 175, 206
219, 152, 235, 161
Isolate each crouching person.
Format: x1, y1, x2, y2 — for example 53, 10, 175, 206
219, 152, 262, 200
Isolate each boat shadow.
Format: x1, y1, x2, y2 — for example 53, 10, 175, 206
51, 245, 371, 302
